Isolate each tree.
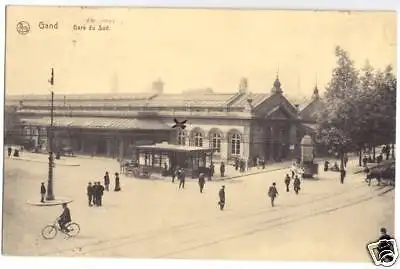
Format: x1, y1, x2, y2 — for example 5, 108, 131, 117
374, 65, 396, 159
317, 46, 396, 167
316, 46, 360, 169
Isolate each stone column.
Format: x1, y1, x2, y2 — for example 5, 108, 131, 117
119, 138, 124, 161
106, 139, 112, 157
243, 125, 250, 165
270, 126, 274, 161
220, 136, 228, 162
288, 124, 296, 159
203, 136, 210, 149
80, 138, 85, 153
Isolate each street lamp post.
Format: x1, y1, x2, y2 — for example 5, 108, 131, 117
46, 69, 55, 201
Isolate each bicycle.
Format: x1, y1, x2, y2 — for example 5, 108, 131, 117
41, 218, 80, 239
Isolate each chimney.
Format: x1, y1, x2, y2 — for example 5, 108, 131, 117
152, 78, 164, 94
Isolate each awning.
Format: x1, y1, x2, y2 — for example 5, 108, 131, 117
20, 117, 172, 130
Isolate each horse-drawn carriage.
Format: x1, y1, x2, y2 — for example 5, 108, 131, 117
366, 161, 395, 186
122, 161, 152, 178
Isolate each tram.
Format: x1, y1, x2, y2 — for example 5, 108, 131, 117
124, 142, 215, 179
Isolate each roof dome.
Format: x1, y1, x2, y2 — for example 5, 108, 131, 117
300, 135, 313, 145
274, 77, 281, 89
271, 75, 283, 94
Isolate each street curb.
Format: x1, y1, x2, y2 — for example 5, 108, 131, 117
11, 158, 81, 167
27, 198, 73, 206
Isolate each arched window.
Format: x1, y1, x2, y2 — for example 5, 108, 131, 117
194, 132, 203, 147
210, 133, 222, 153
231, 133, 241, 155
177, 131, 186, 145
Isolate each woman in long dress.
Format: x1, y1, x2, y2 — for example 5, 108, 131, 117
114, 172, 121, 192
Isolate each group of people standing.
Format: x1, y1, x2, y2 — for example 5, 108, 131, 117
7, 146, 22, 158
87, 182, 105, 207
86, 171, 121, 207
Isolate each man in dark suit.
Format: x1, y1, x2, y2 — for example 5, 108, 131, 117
87, 182, 94, 207
58, 203, 72, 232
97, 182, 105, 207
40, 182, 46, 203
218, 186, 226, 211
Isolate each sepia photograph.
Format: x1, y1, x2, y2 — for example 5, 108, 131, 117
2, 5, 397, 266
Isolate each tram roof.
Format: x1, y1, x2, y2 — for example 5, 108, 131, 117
134, 143, 215, 153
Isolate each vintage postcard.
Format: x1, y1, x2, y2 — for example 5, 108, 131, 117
3, 5, 397, 266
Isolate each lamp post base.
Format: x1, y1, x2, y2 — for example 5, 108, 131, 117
27, 197, 73, 207
45, 195, 55, 201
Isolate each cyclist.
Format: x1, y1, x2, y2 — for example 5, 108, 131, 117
58, 203, 72, 232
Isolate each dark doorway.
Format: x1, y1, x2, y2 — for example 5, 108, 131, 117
97, 140, 107, 155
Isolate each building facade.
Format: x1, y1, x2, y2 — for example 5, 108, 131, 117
6, 77, 322, 164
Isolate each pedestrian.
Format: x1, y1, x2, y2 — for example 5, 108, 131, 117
92, 181, 99, 206
262, 158, 266, 169
171, 167, 177, 183
104, 171, 110, 191
340, 169, 346, 184
363, 155, 368, 167
268, 182, 278, 207
344, 154, 349, 168
40, 182, 46, 203
178, 169, 185, 189
284, 174, 291, 192
377, 154, 383, 164
220, 161, 225, 177
207, 167, 212, 181
7, 146, 12, 158
234, 158, 239, 171
97, 182, 105, 206
198, 172, 205, 193
324, 160, 329, 172
239, 159, 244, 173
291, 163, 296, 178
218, 185, 225, 211
294, 176, 301, 194
114, 172, 121, 191
87, 182, 94, 206
210, 162, 215, 177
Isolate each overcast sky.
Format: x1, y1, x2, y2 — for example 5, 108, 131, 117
6, 7, 396, 99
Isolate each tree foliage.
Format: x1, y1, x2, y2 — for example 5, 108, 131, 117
316, 46, 396, 156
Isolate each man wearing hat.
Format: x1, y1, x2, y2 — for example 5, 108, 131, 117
268, 182, 279, 207
178, 169, 185, 189
87, 182, 94, 207
40, 182, 46, 203
114, 172, 121, 191
218, 186, 226, 211
198, 172, 206, 193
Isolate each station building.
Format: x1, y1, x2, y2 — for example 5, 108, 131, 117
6, 76, 322, 164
